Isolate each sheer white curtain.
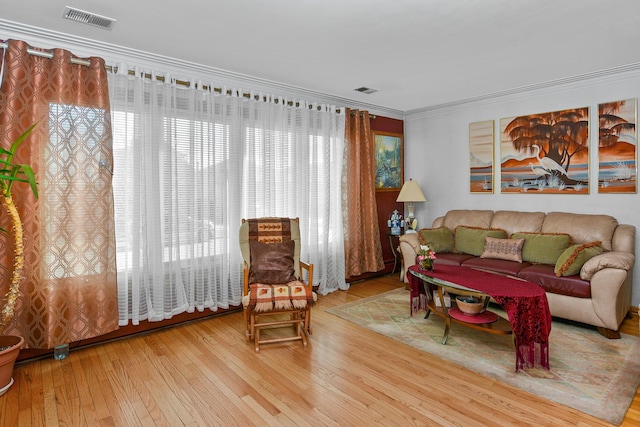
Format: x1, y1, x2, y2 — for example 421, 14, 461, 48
108, 66, 347, 325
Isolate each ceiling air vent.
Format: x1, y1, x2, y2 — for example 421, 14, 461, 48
63, 6, 116, 31
354, 87, 378, 95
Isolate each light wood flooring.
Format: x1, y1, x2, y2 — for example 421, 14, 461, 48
2, 274, 639, 426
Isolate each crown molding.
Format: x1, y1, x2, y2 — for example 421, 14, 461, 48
0, 19, 405, 119
9, 17, 636, 122
405, 62, 640, 120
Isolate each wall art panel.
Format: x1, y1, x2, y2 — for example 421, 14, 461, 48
500, 107, 589, 194
598, 99, 637, 193
469, 120, 494, 193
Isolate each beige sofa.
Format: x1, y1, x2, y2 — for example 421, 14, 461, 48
399, 210, 636, 338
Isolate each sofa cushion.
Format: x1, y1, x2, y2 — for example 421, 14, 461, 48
517, 264, 591, 298
454, 226, 508, 256
462, 257, 532, 276
490, 210, 545, 236
433, 253, 475, 266
554, 241, 603, 277
440, 209, 494, 231
481, 237, 524, 262
418, 226, 454, 253
248, 239, 296, 284
511, 232, 573, 265
541, 212, 618, 251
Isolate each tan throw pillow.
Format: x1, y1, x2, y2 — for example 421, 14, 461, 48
481, 237, 524, 262
554, 241, 603, 277
248, 239, 296, 284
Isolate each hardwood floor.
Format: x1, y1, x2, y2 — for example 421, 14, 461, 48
3, 274, 639, 426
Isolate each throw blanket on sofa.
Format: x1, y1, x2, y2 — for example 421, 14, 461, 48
249, 281, 314, 312
408, 264, 552, 371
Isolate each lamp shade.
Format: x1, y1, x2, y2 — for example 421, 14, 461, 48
396, 180, 426, 203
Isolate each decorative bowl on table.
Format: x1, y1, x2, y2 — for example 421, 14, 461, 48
455, 296, 484, 315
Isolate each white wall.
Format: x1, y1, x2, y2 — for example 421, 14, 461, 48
404, 70, 640, 305
2, 22, 638, 303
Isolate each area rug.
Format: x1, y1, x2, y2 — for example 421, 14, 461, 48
326, 288, 640, 425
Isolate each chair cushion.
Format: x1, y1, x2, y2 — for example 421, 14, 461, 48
418, 226, 454, 253
480, 237, 524, 262
554, 241, 603, 277
247, 282, 314, 312
242, 290, 318, 307
248, 239, 296, 284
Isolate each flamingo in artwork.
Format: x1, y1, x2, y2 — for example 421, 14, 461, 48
531, 144, 568, 176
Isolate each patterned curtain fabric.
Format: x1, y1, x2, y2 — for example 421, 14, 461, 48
344, 109, 384, 277
0, 39, 118, 348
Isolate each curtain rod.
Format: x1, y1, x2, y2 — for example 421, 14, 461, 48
1, 41, 378, 116
105, 64, 353, 113
0, 41, 91, 66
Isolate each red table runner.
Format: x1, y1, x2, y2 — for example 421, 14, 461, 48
408, 264, 551, 371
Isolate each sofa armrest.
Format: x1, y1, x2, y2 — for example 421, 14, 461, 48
399, 233, 421, 252
587, 267, 632, 331
580, 252, 635, 281
399, 234, 421, 283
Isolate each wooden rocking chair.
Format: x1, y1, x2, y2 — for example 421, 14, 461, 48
239, 217, 315, 352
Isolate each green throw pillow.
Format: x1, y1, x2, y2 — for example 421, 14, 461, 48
554, 241, 603, 277
418, 226, 454, 253
511, 232, 573, 265
454, 226, 507, 256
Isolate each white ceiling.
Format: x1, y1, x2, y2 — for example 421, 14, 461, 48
2, 0, 640, 115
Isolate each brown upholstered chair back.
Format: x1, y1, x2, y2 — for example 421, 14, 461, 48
239, 217, 302, 278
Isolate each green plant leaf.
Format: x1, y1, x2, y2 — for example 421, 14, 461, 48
0, 123, 38, 198
20, 165, 38, 198
7, 123, 37, 161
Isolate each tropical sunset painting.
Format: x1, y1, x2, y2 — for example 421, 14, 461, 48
469, 120, 494, 193
500, 107, 589, 194
598, 99, 637, 193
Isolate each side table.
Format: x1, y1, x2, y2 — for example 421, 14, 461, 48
388, 233, 402, 278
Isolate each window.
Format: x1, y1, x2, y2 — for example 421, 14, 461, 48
45, 102, 113, 279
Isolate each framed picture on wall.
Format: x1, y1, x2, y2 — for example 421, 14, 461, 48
598, 99, 637, 193
374, 131, 404, 191
469, 120, 494, 193
500, 107, 590, 194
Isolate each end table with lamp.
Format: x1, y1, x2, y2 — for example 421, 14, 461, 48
396, 179, 427, 234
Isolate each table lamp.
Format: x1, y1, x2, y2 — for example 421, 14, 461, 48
396, 179, 426, 233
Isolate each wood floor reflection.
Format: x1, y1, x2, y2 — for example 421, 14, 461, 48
3, 274, 639, 426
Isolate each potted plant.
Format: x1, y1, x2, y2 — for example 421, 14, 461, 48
0, 123, 38, 395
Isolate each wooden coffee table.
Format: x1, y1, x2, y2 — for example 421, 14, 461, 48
410, 268, 512, 344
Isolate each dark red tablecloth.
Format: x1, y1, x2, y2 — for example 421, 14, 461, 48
408, 264, 551, 371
